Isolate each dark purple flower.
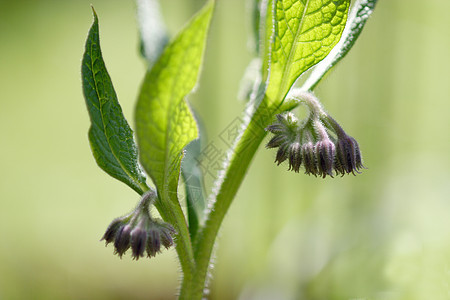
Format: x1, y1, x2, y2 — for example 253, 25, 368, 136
130, 223, 148, 260
302, 141, 317, 176
101, 190, 177, 260
335, 134, 364, 176
146, 227, 161, 258
316, 139, 335, 178
265, 112, 365, 177
288, 142, 302, 172
101, 217, 126, 245
114, 224, 132, 258
275, 143, 289, 165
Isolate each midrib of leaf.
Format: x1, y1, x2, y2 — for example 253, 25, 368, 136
277, 0, 309, 102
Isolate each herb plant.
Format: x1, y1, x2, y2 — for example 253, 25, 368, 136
81, 0, 378, 298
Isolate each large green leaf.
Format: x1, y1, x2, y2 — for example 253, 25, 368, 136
81, 8, 148, 195
303, 0, 379, 91
135, 1, 214, 206
265, 0, 350, 104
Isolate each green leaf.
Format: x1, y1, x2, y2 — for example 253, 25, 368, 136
135, 1, 214, 274
135, 0, 213, 201
265, 0, 350, 104
181, 107, 207, 241
81, 8, 148, 195
302, 0, 378, 91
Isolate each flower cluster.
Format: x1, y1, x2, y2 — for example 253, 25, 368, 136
101, 190, 176, 260
265, 109, 364, 178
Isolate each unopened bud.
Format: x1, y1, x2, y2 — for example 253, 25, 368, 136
302, 141, 317, 176
288, 142, 302, 172
316, 139, 336, 178
114, 224, 132, 257
101, 189, 177, 260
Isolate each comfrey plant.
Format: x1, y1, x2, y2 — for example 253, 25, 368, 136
81, 0, 377, 298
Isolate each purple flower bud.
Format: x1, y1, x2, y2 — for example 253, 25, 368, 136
316, 139, 335, 178
302, 142, 317, 176
130, 224, 148, 260
274, 143, 289, 165
101, 217, 125, 245
146, 228, 161, 257
288, 142, 302, 172
114, 224, 132, 258
266, 135, 288, 149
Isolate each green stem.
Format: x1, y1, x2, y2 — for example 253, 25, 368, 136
139, 185, 195, 292
177, 97, 299, 299
157, 198, 195, 281
180, 99, 278, 299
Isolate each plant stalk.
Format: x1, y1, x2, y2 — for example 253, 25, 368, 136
178, 98, 280, 299
138, 184, 195, 294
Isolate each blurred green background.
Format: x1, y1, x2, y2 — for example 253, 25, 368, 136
1, 0, 449, 299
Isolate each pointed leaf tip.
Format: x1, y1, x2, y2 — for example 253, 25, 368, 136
81, 9, 149, 194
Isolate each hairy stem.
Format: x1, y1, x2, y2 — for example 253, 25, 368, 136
138, 185, 195, 293
179, 97, 298, 299
193, 106, 270, 298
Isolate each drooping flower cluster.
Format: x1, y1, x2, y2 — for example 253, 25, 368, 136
265, 94, 364, 177
101, 190, 176, 260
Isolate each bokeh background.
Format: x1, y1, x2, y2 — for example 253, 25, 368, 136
1, 0, 449, 299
